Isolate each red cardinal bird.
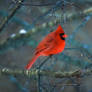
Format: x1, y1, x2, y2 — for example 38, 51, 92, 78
25, 25, 67, 70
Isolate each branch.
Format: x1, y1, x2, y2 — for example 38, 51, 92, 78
66, 7, 92, 21
11, 0, 92, 6
0, 68, 92, 78
0, 0, 25, 32
0, 32, 32, 54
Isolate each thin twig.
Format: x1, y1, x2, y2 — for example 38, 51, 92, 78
37, 56, 50, 92
11, 0, 92, 6
11, 0, 56, 6
0, 0, 25, 32
38, 56, 50, 68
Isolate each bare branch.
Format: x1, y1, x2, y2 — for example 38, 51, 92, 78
0, 68, 92, 78
0, 0, 25, 32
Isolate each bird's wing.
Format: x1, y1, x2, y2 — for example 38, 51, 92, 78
35, 33, 56, 55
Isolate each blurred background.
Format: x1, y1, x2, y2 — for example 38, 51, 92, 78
0, 0, 92, 92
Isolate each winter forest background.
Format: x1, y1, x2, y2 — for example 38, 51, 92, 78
0, 0, 92, 92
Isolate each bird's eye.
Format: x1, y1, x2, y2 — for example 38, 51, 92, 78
60, 33, 64, 36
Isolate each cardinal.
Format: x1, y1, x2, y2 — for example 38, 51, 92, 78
25, 25, 68, 70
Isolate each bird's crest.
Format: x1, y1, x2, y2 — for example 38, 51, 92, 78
56, 25, 64, 33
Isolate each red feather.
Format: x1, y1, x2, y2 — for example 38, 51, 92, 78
25, 25, 67, 70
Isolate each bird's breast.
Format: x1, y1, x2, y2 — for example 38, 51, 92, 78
56, 41, 65, 53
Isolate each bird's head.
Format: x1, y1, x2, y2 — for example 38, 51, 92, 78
56, 25, 68, 40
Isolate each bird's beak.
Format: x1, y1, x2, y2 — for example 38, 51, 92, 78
62, 34, 68, 38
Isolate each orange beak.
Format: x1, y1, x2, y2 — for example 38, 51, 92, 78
62, 34, 68, 38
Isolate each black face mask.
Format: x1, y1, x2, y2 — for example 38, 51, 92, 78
59, 33, 65, 40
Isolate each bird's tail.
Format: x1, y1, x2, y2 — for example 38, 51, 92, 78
25, 55, 39, 70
